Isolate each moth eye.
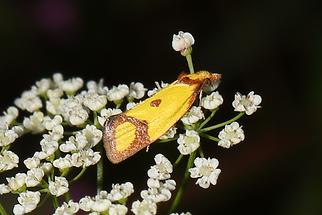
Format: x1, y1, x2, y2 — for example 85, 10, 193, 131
150, 99, 161, 107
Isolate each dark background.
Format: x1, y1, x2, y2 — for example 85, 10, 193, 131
1, 0, 322, 214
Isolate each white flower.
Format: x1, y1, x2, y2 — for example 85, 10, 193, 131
54, 200, 79, 215
177, 130, 200, 155
23, 111, 45, 133
147, 178, 160, 189
147, 81, 168, 97
147, 154, 173, 180
141, 179, 176, 203
181, 106, 204, 125
201, 91, 223, 110
232, 91, 262, 115
141, 188, 169, 203
24, 157, 40, 169
129, 82, 147, 100
0, 183, 11, 194
86, 79, 108, 94
126, 102, 137, 110
98, 108, 122, 127
79, 196, 93, 212
172, 31, 195, 52
108, 182, 134, 202
159, 127, 177, 140
34, 132, 60, 159
15, 90, 42, 113
33, 151, 47, 160
47, 88, 64, 100
49, 176, 69, 197
108, 204, 128, 215
39, 134, 59, 158
70, 149, 101, 167
131, 199, 157, 215
6, 173, 26, 191
59, 141, 76, 153
53, 73, 64, 85
59, 97, 89, 126
0, 106, 19, 129
46, 89, 64, 115
46, 99, 61, 115
40, 162, 52, 173
42, 115, 63, 131
59, 77, 84, 95
34, 78, 52, 95
62, 130, 92, 152
218, 122, 245, 148
13, 191, 40, 215
83, 92, 107, 111
25, 168, 44, 187
53, 155, 73, 170
49, 125, 64, 141
81, 125, 103, 148
0, 150, 19, 172
189, 157, 221, 189
59, 135, 82, 153
92, 198, 111, 212
12, 125, 24, 137
106, 84, 129, 102
0, 129, 19, 147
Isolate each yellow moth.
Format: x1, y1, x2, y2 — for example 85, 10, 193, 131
103, 71, 221, 164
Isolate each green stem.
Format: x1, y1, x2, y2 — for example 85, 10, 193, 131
198, 147, 205, 158
70, 167, 87, 184
93, 111, 99, 127
169, 151, 196, 213
64, 191, 72, 202
52, 196, 59, 209
173, 154, 183, 168
63, 131, 78, 136
198, 108, 218, 130
38, 188, 49, 193
200, 133, 219, 142
157, 137, 177, 143
200, 112, 245, 132
186, 54, 195, 73
0, 201, 8, 215
38, 193, 50, 208
97, 143, 104, 193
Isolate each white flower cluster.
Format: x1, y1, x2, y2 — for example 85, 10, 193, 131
55, 182, 134, 215
218, 122, 245, 148
0, 31, 264, 215
189, 157, 221, 189
233, 91, 262, 115
0, 106, 21, 173
172, 31, 195, 53
177, 130, 200, 155
0, 73, 149, 214
53, 125, 102, 169
13, 73, 147, 126
131, 154, 175, 215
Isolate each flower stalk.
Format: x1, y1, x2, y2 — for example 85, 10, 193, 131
97, 143, 104, 193
186, 54, 195, 74
0, 201, 8, 215
169, 151, 196, 213
200, 112, 245, 132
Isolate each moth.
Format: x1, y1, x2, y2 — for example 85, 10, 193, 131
103, 71, 221, 163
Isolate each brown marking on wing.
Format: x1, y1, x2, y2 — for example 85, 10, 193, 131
103, 113, 151, 164
150, 99, 161, 107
